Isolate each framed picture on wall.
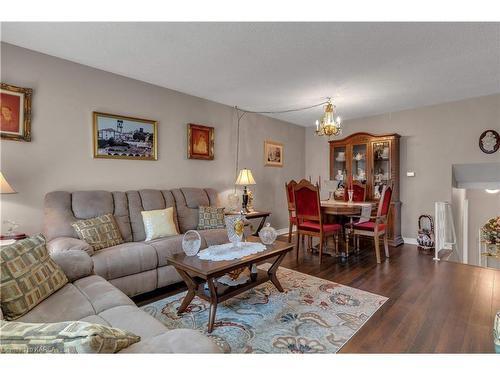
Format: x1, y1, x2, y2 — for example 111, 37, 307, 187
0, 83, 32, 142
93, 112, 158, 160
187, 123, 214, 160
264, 140, 283, 167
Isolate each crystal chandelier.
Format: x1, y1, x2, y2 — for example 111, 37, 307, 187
315, 98, 342, 137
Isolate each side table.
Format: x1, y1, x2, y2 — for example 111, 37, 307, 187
225, 210, 271, 236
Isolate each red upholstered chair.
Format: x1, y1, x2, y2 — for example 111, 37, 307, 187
347, 185, 392, 263
293, 180, 342, 264
285, 180, 298, 243
344, 181, 367, 202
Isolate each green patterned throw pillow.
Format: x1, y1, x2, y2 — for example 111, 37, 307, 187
0, 235, 68, 320
71, 214, 124, 252
0, 320, 140, 353
197, 206, 225, 230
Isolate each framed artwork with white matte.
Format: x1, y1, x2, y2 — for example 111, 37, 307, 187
264, 140, 283, 167
0, 83, 32, 142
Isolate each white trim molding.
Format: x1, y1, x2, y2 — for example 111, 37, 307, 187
276, 227, 291, 236
403, 237, 418, 245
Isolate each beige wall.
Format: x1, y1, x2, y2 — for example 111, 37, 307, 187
306, 94, 500, 239
0, 43, 306, 234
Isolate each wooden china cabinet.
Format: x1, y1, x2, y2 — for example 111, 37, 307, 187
329, 132, 403, 246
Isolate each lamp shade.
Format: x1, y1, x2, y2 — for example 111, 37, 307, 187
235, 168, 256, 186
0, 172, 16, 194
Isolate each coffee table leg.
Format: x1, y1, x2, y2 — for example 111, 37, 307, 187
176, 269, 198, 314
268, 252, 287, 292
206, 277, 218, 333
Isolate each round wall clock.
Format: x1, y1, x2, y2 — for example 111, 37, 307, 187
479, 129, 500, 154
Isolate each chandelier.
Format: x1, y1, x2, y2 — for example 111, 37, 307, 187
315, 98, 342, 137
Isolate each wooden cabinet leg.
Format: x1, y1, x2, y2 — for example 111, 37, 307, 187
295, 233, 301, 263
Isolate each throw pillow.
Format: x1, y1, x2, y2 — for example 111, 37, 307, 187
0, 234, 68, 320
198, 206, 225, 230
71, 214, 124, 252
141, 207, 179, 241
0, 320, 140, 354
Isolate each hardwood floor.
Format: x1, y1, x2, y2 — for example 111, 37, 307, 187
134, 235, 500, 353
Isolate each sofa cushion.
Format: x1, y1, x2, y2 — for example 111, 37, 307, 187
98, 305, 167, 339
72, 214, 124, 252
73, 275, 134, 314
172, 188, 219, 233
15, 283, 95, 323
92, 242, 158, 280
1, 235, 68, 320
127, 190, 177, 242
120, 329, 221, 354
197, 206, 225, 230
47, 237, 94, 256
0, 320, 140, 354
142, 207, 179, 241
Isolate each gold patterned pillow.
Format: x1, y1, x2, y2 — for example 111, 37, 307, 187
197, 206, 226, 230
71, 214, 124, 252
0, 320, 140, 353
0, 235, 68, 320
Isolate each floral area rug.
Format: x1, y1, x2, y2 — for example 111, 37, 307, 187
141, 265, 387, 353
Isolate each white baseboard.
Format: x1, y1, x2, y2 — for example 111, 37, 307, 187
403, 237, 418, 245
276, 227, 291, 236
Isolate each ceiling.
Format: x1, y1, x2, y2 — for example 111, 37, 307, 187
1, 22, 499, 126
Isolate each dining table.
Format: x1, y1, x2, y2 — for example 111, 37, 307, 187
319, 199, 377, 258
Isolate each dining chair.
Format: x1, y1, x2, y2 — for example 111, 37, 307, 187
293, 180, 342, 264
285, 180, 298, 243
346, 185, 392, 263
344, 181, 367, 202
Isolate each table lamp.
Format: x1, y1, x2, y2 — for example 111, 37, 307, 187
235, 168, 256, 212
0, 172, 16, 194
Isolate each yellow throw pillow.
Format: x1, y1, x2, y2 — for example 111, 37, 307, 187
141, 207, 179, 241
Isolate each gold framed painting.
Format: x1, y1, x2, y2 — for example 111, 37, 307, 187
187, 123, 214, 160
93, 112, 158, 160
0, 83, 32, 142
264, 140, 283, 167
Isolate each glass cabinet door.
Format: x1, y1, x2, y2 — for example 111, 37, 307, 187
351, 144, 367, 184
332, 146, 347, 185
372, 141, 391, 199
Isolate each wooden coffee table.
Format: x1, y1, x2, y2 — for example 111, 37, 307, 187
166, 237, 294, 332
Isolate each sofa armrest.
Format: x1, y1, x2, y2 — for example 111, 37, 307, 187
51, 250, 94, 282
47, 236, 94, 256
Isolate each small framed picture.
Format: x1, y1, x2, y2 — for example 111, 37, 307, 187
1, 83, 32, 142
187, 124, 214, 160
264, 140, 283, 167
479, 129, 499, 154
93, 112, 157, 160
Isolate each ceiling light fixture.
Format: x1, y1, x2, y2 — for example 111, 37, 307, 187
485, 189, 500, 194
315, 98, 342, 138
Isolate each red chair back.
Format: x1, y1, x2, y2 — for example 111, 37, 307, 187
344, 181, 366, 202
377, 185, 393, 217
285, 180, 297, 210
293, 180, 321, 223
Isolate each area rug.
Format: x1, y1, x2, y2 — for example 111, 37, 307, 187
141, 265, 387, 353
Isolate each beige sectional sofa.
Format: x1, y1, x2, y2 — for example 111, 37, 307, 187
43, 188, 230, 297
1, 248, 220, 353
